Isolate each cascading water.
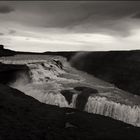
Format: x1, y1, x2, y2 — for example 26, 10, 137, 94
85, 96, 140, 126
1, 54, 140, 127
1, 55, 81, 107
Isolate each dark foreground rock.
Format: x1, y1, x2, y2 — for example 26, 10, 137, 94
0, 63, 30, 84
0, 84, 140, 140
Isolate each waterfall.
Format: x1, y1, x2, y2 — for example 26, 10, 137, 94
5, 55, 80, 108
85, 96, 140, 127
26, 62, 65, 84
43, 91, 69, 107
69, 94, 78, 108
1, 55, 140, 127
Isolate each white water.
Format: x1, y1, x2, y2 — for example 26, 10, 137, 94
85, 96, 140, 126
1, 55, 81, 108
1, 55, 140, 126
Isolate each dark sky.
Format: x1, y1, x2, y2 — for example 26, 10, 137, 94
0, 1, 140, 52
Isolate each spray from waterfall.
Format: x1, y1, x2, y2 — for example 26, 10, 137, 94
70, 52, 91, 68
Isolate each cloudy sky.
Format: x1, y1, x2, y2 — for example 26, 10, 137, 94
0, 1, 140, 52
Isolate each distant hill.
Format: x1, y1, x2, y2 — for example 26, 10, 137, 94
0, 45, 76, 60
0, 45, 16, 57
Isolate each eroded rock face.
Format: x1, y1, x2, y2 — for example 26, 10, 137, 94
74, 86, 98, 111
0, 63, 30, 84
60, 87, 98, 111
60, 90, 76, 104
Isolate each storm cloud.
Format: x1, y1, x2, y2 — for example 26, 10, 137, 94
1, 1, 140, 35
0, 1, 140, 52
0, 33, 4, 36
0, 5, 14, 14
9, 30, 16, 35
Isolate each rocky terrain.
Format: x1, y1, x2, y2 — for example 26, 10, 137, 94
70, 51, 140, 96
1, 83, 140, 140
1, 46, 140, 139
0, 45, 16, 57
